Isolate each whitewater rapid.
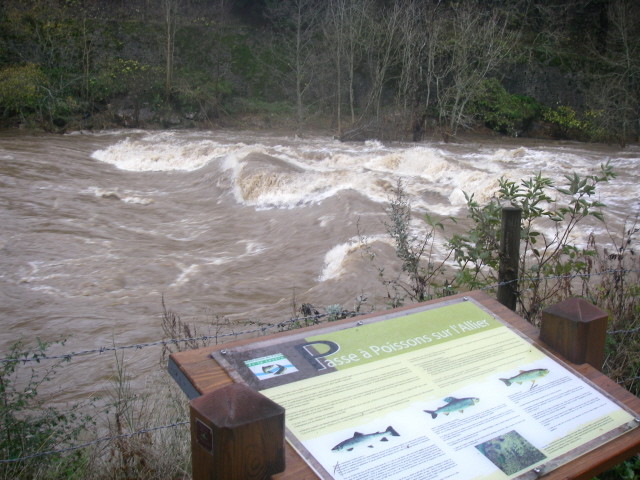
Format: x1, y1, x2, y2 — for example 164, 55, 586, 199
1, 129, 637, 397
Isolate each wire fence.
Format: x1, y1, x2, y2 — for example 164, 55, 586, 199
0, 421, 190, 464
2, 268, 638, 365
1, 268, 638, 465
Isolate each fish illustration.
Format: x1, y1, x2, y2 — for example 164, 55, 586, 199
424, 396, 479, 419
500, 368, 549, 388
262, 364, 286, 375
331, 426, 400, 452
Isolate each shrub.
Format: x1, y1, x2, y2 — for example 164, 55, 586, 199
90, 58, 161, 105
542, 105, 606, 141
449, 162, 616, 323
471, 78, 540, 136
360, 180, 454, 307
0, 63, 47, 120
0, 339, 92, 479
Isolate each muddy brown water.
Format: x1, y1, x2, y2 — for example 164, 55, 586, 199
1, 129, 638, 399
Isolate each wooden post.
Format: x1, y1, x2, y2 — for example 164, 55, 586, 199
540, 298, 608, 370
190, 383, 285, 480
497, 206, 521, 311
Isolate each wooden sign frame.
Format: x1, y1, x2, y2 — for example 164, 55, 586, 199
169, 291, 640, 480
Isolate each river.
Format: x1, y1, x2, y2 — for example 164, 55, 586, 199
1, 129, 638, 398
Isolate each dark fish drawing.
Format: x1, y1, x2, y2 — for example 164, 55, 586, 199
499, 368, 549, 389
424, 396, 479, 419
331, 426, 400, 452
262, 364, 286, 375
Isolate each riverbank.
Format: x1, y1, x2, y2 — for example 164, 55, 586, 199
7, 105, 631, 149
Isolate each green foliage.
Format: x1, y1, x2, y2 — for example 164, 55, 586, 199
0, 0, 636, 138
324, 304, 344, 322
449, 162, 616, 322
0, 339, 92, 479
364, 180, 454, 307
0, 63, 47, 118
542, 105, 606, 141
91, 58, 160, 104
447, 190, 502, 286
471, 79, 541, 136
173, 69, 232, 119
593, 454, 640, 480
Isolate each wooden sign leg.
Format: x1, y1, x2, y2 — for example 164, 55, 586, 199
540, 298, 608, 370
190, 383, 285, 480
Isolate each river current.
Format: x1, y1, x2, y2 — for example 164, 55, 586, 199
1, 129, 638, 396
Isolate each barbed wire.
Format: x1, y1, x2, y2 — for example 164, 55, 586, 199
0, 421, 189, 464
0, 327, 269, 364
480, 267, 640, 290
608, 326, 640, 335
1, 268, 638, 465
0, 313, 344, 364
1, 268, 638, 364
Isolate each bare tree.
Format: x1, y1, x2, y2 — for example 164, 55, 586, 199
586, 0, 640, 146
396, 1, 445, 140
344, 0, 368, 125
162, 0, 180, 99
435, 4, 516, 139
361, 2, 403, 122
267, 0, 324, 124
324, 0, 346, 136
324, 0, 370, 135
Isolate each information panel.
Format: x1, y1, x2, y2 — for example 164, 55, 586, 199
214, 298, 637, 480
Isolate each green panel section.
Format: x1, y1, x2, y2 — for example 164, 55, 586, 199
305, 301, 502, 370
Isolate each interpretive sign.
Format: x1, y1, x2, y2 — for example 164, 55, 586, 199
212, 297, 638, 480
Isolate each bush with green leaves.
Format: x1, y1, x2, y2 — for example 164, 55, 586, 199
542, 105, 606, 141
359, 180, 454, 307
449, 161, 616, 322
471, 78, 540, 136
90, 58, 161, 106
0, 339, 92, 479
0, 63, 48, 121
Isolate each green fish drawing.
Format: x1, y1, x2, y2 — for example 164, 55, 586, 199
424, 396, 479, 419
331, 426, 400, 452
500, 368, 549, 388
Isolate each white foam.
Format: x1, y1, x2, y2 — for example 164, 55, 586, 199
319, 235, 390, 281
237, 170, 346, 209
241, 241, 268, 256
91, 134, 248, 172
90, 131, 636, 218
122, 195, 153, 205
318, 238, 365, 281
172, 264, 200, 286
317, 215, 335, 227
170, 254, 236, 287
86, 186, 154, 205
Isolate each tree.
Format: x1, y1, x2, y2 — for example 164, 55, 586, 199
324, 0, 370, 135
360, 1, 402, 122
585, 0, 640, 146
163, 0, 180, 99
435, 4, 516, 139
266, 0, 324, 124
396, 1, 445, 140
